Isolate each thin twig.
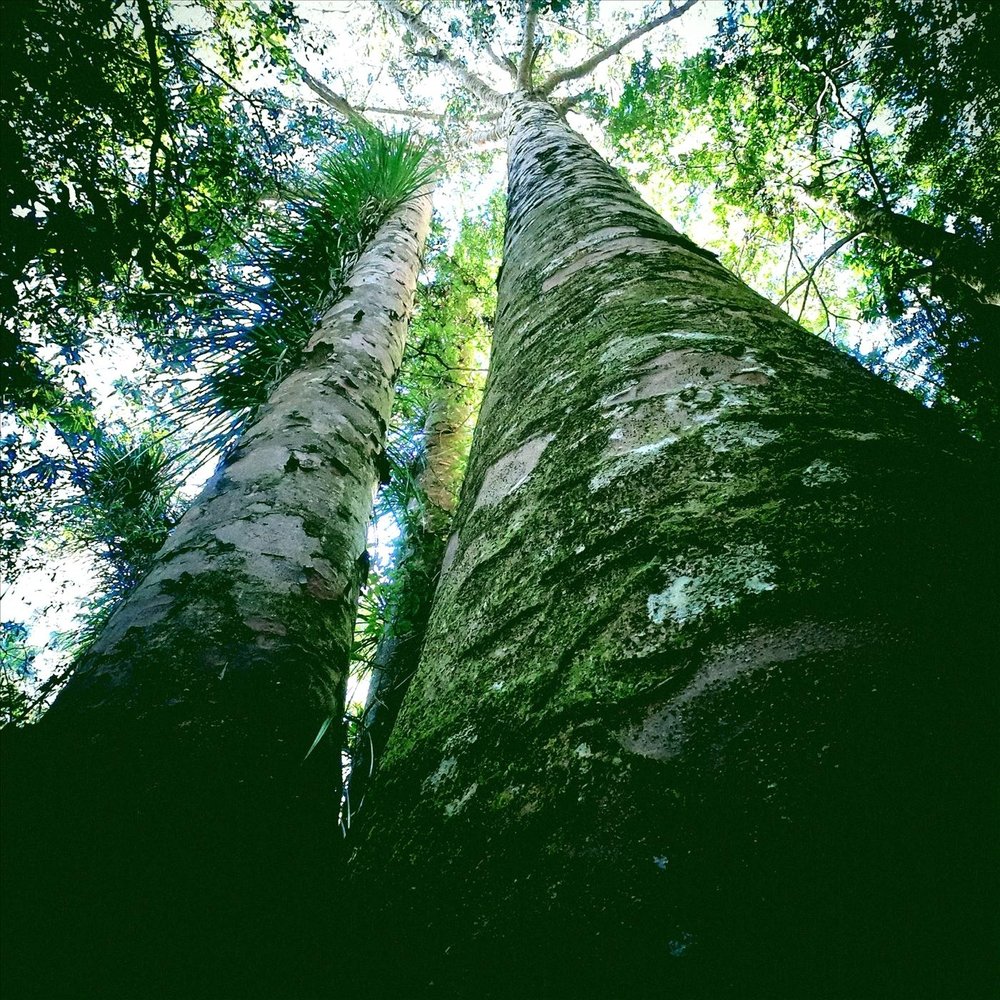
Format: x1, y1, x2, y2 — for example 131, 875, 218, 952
777, 230, 862, 307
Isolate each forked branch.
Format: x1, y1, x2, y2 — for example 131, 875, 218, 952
296, 64, 371, 125
537, 0, 699, 96
297, 63, 452, 125
777, 230, 862, 307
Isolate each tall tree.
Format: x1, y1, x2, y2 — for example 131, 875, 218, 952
351, 85, 997, 1000
3, 130, 433, 998
4, 3, 996, 996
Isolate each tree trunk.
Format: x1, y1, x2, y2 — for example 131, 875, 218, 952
849, 194, 1000, 306
3, 185, 432, 998
352, 95, 998, 998
347, 353, 475, 827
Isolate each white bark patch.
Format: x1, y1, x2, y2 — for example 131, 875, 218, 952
646, 544, 777, 627
589, 433, 679, 490
589, 350, 776, 489
212, 514, 318, 564
439, 532, 461, 578
541, 237, 670, 293
607, 349, 772, 405
543, 225, 639, 275
619, 623, 860, 761
834, 430, 881, 441
802, 459, 849, 486
473, 433, 556, 512
701, 422, 780, 453
426, 757, 458, 791
444, 783, 479, 817
598, 330, 726, 370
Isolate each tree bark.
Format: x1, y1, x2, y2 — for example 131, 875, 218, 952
849, 194, 1000, 306
352, 95, 998, 998
347, 351, 475, 827
3, 184, 432, 998
48, 180, 432, 783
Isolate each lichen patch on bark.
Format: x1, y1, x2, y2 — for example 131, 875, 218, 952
472, 432, 556, 511
646, 543, 778, 627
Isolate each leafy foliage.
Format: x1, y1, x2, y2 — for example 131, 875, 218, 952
72, 430, 181, 595
0, 0, 339, 598
1, 0, 305, 405
0, 623, 38, 726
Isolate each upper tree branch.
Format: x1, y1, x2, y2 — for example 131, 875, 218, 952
517, 1, 540, 89
483, 42, 517, 79
777, 230, 862, 307
296, 63, 371, 126
365, 105, 442, 121
376, 0, 505, 108
537, 0, 699, 96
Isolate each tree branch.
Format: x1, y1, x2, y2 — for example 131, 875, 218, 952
517, 1, 539, 89
295, 63, 371, 126
136, 0, 168, 222
537, 0, 699, 95
365, 105, 442, 121
376, 0, 505, 108
777, 230, 862, 307
551, 91, 590, 116
483, 42, 517, 79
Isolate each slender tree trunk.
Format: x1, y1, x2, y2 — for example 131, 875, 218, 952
47, 180, 432, 792
352, 95, 997, 998
3, 186, 432, 998
849, 195, 1000, 306
347, 356, 475, 827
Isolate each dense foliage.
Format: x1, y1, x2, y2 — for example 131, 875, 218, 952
1, 0, 304, 409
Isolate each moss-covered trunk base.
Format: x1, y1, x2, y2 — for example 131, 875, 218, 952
1, 721, 344, 999
352, 604, 996, 998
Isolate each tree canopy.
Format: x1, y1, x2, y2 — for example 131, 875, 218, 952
603, 0, 999, 438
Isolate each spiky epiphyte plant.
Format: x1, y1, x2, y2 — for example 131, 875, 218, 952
182, 125, 436, 451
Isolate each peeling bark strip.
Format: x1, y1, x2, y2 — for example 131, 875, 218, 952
354, 95, 997, 996
47, 184, 432, 801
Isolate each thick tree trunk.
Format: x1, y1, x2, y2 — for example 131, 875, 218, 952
3, 186, 432, 998
849, 195, 1000, 306
352, 95, 998, 998
47, 179, 431, 792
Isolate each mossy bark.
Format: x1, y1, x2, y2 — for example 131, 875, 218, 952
348, 359, 475, 826
352, 95, 998, 998
2, 187, 432, 998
